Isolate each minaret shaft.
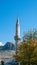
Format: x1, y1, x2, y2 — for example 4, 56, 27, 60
14, 18, 20, 54
16, 23, 20, 36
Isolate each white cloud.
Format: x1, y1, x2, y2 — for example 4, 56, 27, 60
0, 42, 4, 46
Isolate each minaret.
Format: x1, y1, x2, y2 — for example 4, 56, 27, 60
14, 18, 20, 54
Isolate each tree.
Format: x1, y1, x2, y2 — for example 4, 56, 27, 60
14, 31, 37, 65
23, 30, 37, 42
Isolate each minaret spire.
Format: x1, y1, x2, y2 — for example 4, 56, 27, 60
16, 17, 20, 38
16, 17, 19, 25
14, 18, 20, 54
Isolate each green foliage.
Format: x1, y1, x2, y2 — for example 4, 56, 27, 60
14, 31, 37, 65
23, 30, 37, 42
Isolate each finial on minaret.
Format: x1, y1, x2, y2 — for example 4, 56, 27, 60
14, 18, 20, 54
16, 17, 19, 25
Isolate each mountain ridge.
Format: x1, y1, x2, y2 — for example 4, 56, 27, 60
0, 42, 15, 50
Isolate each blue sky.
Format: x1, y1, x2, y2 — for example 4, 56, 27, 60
0, 0, 37, 44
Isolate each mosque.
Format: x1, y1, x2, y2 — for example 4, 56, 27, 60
0, 18, 21, 65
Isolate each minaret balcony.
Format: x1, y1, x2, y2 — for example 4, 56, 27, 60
14, 35, 20, 40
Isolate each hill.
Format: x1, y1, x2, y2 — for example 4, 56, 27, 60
0, 42, 15, 50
